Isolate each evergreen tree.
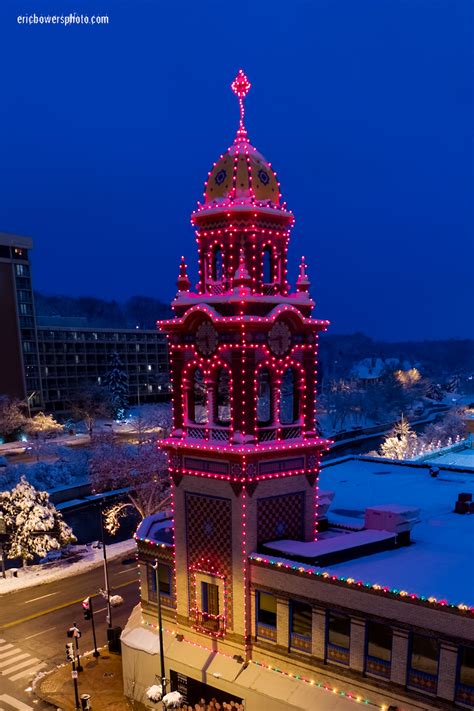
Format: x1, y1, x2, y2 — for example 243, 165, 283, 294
103, 352, 128, 419
0, 477, 76, 566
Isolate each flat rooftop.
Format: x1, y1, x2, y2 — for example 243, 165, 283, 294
315, 457, 474, 605
420, 445, 474, 470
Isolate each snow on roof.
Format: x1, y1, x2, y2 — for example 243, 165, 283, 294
420, 446, 474, 470
121, 625, 160, 654
318, 457, 474, 604
265, 530, 395, 559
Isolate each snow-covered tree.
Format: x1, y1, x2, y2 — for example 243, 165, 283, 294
379, 416, 418, 460
425, 382, 444, 402
104, 352, 128, 419
419, 408, 466, 450
89, 435, 170, 533
0, 396, 27, 442
25, 412, 64, 461
0, 477, 76, 566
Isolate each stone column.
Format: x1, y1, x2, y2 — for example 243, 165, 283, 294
311, 606, 326, 659
437, 642, 458, 702
390, 627, 410, 686
350, 617, 366, 673
276, 597, 289, 650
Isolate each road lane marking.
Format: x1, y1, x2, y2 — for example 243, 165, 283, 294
9, 661, 47, 681
0, 645, 14, 654
115, 567, 138, 575
1, 658, 38, 675
25, 592, 58, 604
0, 649, 22, 660
24, 626, 56, 640
0, 654, 29, 669
0, 694, 33, 711
94, 607, 107, 614
0, 579, 138, 629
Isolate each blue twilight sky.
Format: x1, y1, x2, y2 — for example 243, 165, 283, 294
0, 0, 472, 341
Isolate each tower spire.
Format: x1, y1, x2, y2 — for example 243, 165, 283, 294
176, 255, 190, 294
231, 69, 251, 139
296, 255, 311, 293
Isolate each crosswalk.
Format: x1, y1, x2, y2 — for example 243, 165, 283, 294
0, 639, 47, 684
0, 694, 34, 711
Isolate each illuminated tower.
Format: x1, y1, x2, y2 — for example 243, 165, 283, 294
160, 71, 329, 656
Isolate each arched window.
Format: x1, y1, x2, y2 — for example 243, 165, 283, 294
192, 368, 208, 424
212, 247, 223, 281
256, 368, 272, 425
262, 246, 273, 284
216, 368, 231, 426
280, 367, 300, 424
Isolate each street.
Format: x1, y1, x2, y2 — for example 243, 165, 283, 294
0, 555, 140, 711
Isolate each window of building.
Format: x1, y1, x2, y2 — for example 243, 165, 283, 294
257, 591, 277, 628
290, 600, 311, 652
457, 646, 474, 706
15, 263, 29, 277
280, 367, 300, 425
200, 581, 220, 632
148, 563, 172, 601
366, 621, 392, 678
408, 633, 439, 693
191, 368, 208, 424
326, 612, 350, 665
216, 368, 231, 426
212, 246, 223, 282
256, 368, 271, 425
262, 246, 273, 283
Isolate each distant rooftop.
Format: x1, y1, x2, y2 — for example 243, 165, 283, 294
0, 231, 33, 249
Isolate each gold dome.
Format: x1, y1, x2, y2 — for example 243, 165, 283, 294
204, 132, 281, 207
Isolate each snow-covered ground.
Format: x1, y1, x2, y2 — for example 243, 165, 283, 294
0, 538, 136, 596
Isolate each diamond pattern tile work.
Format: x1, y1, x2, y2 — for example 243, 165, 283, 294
257, 492, 305, 544
186, 493, 233, 627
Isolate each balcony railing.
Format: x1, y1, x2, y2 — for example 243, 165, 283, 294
186, 425, 230, 442
257, 425, 302, 443
193, 610, 225, 636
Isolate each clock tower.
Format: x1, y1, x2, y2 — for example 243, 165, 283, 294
159, 70, 329, 657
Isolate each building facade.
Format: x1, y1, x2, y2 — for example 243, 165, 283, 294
0, 232, 42, 412
121, 73, 474, 710
36, 325, 169, 412
0, 232, 169, 415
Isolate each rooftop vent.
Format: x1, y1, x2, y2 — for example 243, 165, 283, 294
454, 492, 473, 514
364, 504, 420, 545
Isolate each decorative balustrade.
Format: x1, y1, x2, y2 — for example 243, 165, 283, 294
186, 425, 231, 442
455, 683, 474, 707
257, 622, 277, 642
327, 642, 350, 665
257, 425, 302, 443
407, 668, 438, 694
290, 632, 311, 653
366, 655, 391, 679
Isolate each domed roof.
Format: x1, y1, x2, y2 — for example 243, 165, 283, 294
204, 133, 280, 206
199, 71, 283, 211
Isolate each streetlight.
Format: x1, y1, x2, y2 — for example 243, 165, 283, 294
0, 514, 7, 579
152, 559, 167, 704
26, 391, 37, 419
96, 501, 112, 628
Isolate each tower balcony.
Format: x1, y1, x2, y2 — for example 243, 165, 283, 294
186, 424, 231, 443
183, 423, 304, 444
256, 424, 303, 443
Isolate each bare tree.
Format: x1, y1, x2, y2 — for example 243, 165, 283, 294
127, 403, 172, 444
89, 434, 170, 533
69, 384, 113, 437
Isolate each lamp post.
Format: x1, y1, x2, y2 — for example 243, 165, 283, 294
152, 559, 166, 703
0, 514, 7, 579
26, 391, 37, 419
97, 501, 112, 628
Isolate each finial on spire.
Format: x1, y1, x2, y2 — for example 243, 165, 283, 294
296, 256, 311, 293
231, 69, 251, 133
177, 255, 190, 293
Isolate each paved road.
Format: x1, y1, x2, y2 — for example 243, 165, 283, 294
0, 555, 140, 711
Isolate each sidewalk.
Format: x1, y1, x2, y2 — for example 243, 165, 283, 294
0, 539, 136, 595
35, 649, 144, 711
